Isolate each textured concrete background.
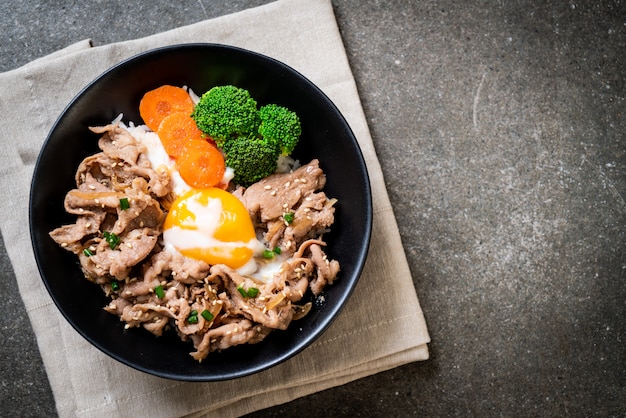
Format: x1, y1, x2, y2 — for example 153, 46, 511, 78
1, 1, 624, 416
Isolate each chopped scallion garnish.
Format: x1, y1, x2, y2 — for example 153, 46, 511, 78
237, 285, 247, 298
187, 314, 198, 324
119, 197, 130, 210
201, 310, 214, 321
237, 284, 259, 298
103, 231, 120, 250
110, 280, 120, 291
154, 285, 165, 299
83, 248, 94, 257
283, 212, 295, 224
263, 246, 282, 259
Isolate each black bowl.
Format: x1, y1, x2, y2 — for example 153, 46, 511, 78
29, 44, 372, 381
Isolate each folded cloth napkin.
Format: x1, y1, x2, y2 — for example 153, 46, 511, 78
0, 0, 429, 416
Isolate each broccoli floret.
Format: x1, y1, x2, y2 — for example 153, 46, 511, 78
258, 104, 302, 155
223, 135, 280, 187
191, 85, 260, 147
190, 85, 303, 186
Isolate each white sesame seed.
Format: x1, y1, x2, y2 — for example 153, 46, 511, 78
264, 185, 272, 190
270, 190, 276, 196
284, 181, 291, 188
88, 185, 96, 190
61, 242, 68, 247
300, 178, 307, 183
94, 199, 100, 204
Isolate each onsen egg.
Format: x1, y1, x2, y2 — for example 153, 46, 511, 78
163, 187, 261, 269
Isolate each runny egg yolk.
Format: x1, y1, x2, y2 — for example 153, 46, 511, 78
163, 188, 258, 269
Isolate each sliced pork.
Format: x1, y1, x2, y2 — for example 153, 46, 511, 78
50, 124, 340, 361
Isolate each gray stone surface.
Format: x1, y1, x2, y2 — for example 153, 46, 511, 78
1, 1, 624, 416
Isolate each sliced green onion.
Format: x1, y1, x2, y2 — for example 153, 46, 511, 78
103, 231, 120, 250
283, 212, 295, 224
83, 248, 94, 257
119, 197, 130, 210
110, 280, 120, 291
187, 311, 199, 323
201, 310, 214, 321
237, 284, 259, 298
263, 246, 283, 259
237, 285, 247, 298
154, 285, 165, 299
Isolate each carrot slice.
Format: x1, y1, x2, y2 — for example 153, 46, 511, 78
157, 112, 204, 158
177, 140, 226, 189
139, 85, 195, 132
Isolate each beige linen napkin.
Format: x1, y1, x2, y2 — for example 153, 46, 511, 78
0, 0, 429, 416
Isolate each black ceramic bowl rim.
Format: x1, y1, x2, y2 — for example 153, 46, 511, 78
29, 43, 372, 381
